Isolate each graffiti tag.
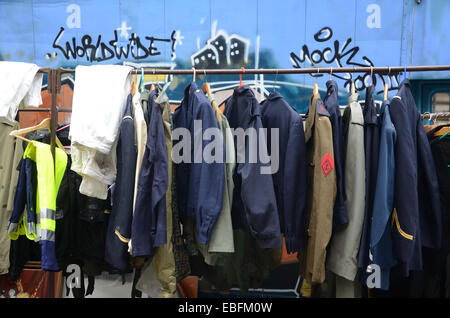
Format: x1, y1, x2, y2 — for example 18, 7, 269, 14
47, 26, 179, 62
290, 26, 400, 94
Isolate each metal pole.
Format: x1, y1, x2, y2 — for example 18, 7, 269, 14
57, 65, 450, 75
50, 69, 57, 161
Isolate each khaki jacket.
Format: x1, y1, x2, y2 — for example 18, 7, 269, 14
0, 118, 23, 274
299, 93, 337, 284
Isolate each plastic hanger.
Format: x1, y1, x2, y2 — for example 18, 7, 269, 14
351, 82, 356, 95
192, 67, 196, 83
239, 67, 245, 88
140, 68, 145, 93
384, 67, 390, 101
9, 118, 66, 152
313, 68, 319, 96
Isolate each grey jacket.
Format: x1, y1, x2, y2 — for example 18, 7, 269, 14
326, 93, 366, 281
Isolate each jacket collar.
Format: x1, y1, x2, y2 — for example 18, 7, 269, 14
232, 85, 260, 117
326, 80, 338, 95
348, 93, 360, 104
267, 91, 282, 101
398, 78, 410, 90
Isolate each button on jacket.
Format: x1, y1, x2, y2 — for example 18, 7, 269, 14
132, 90, 169, 257
357, 85, 380, 273
299, 93, 336, 284
260, 92, 308, 253
389, 79, 442, 276
324, 80, 348, 227
327, 93, 365, 282
173, 82, 224, 245
369, 101, 397, 290
105, 94, 137, 271
223, 86, 282, 249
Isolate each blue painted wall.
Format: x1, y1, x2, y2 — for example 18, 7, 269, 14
0, 0, 449, 112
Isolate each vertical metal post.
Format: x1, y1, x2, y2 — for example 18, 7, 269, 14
50, 69, 57, 161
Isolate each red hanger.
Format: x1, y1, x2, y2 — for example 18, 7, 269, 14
239, 67, 246, 88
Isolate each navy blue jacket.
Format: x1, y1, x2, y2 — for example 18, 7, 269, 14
7, 158, 37, 237
323, 80, 348, 226
223, 86, 282, 249
358, 85, 380, 271
369, 101, 397, 290
132, 90, 168, 257
105, 94, 137, 271
260, 92, 308, 253
172, 82, 224, 245
389, 79, 442, 276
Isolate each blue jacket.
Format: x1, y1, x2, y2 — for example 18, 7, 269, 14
260, 92, 308, 253
358, 85, 380, 271
172, 82, 224, 245
223, 86, 282, 249
389, 79, 442, 276
132, 89, 168, 257
323, 80, 348, 226
105, 94, 137, 270
369, 101, 397, 290
7, 158, 37, 240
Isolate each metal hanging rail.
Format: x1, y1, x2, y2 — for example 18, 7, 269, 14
57, 65, 450, 75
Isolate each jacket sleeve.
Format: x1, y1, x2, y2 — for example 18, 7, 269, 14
283, 117, 308, 253
191, 102, 225, 245
7, 159, 26, 240
237, 115, 282, 249
416, 115, 442, 249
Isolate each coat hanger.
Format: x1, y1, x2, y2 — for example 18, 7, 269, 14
434, 113, 450, 137
201, 69, 212, 96
192, 67, 196, 83
384, 67, 390, 101
313, 68, 319, 96
149, 69, 155, 92
351, 82, 356, 96
239, 67, 245, 88
329, 67, 333, 81
9, 118, 66, 152
140, 68, 145, 93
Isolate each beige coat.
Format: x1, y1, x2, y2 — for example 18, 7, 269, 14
0, 118, 23, 274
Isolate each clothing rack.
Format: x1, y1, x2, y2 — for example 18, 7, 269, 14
16, 64, 450, 160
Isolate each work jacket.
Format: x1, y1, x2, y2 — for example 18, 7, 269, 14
389, 79, 441, 276
260, 92, 308, 253
173, 82, 225, 246
323, 80, 348, 226
105, 94, 137, 271
369, 101, 397, 290
132, 90, 168, 257
327, 93, 365, 281
357, 85, 380, 273
299, 92, 336, 284
223, 85, 282, 249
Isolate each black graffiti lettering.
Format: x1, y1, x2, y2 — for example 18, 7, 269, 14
290, 26, 401, 92
314, 27, 333, 42
129, 33, 149, 60
81, 35, 97, 62
145, 36, 171, 56
49, 26, 177, 62
100, 41, 115, 61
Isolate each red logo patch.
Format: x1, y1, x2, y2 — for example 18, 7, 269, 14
321, 152, 334, 176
